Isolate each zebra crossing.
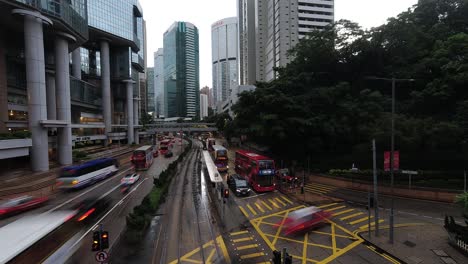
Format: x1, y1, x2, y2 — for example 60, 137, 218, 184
304, 182, 337, 195
238, 196, 294, 218
317, 202, 385, 232
227, 229, 270, 263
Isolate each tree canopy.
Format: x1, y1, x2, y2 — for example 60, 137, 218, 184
230, 0, 468, 170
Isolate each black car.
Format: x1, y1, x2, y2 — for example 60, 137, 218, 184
164, 150, 173, 158
228, 174, 251, 196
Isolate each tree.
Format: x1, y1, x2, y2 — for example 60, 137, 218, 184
140, 112, 153, 130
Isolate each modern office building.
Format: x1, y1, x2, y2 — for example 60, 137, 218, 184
200, 86, 213, 109
154, 48, 164, 118
238, 0, 334, 82
163, 22, 200, 119
200, 94, 208, 120
147, 67, 155, 115
211, 17, 239, 105
0, 0, 145, 171
219, 85, 256, 118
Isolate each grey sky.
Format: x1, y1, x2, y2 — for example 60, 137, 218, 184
140, 0, 418, 88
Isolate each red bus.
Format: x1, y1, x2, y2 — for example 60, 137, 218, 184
131, 145, 154, 170
207, 138, 216, 152
235, 150, 276, 192
159, 139, 171, 155
211, 145, 228, 173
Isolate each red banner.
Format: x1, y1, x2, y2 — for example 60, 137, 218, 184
384, 151, 400, 172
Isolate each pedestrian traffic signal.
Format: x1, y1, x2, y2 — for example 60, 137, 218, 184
92, 231, 101, 251
101, 231, 109, 249
223, 189, 229, 198
272, 250, 281, 264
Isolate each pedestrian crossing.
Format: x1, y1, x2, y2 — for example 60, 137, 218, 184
317, 202, 385, 232
238, 196, 294, 218
304, 182, 337, 195
228, 229, 269, 263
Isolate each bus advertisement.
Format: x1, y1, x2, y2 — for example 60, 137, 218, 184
211, 145, 228, 173
234, 150, 276, 192
131, 145, 154, 170
207, 138, 216, 152
159, 139, 171, 155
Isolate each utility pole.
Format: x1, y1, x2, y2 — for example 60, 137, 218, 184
373, 139, 379, 236
390, 78, 395, 244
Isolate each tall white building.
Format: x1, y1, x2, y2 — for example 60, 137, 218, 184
200, 94, 208, 120
211, 17, 239, 105
154, 48, 164, 117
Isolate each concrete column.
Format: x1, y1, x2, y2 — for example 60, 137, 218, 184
124, 80, 135, 144
71, 48, 81, 79
100, 40, 112, 142
55, 33, 75, 165
45, 70, 56, 120
13, 9, 53, 171
133, 97, 139, 126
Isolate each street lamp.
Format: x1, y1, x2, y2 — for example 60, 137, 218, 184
365, 76, 415, 244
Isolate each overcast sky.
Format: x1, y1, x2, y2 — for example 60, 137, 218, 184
140, 0, 418, 88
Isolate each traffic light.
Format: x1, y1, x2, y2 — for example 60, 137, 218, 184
223, 189, 229, 198
272, 250, 281, 264
285, 253, 292, 264
92, 231, 101, 251
101, 231, 109, 249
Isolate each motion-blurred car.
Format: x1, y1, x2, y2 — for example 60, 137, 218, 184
153, 149, 159, 157
73, 197, 111, 222
0, 195, 49, 217
121, 173, 140, 186
164, 150, 173, 158
228, 174, 251, 196
280, 206, 331, 235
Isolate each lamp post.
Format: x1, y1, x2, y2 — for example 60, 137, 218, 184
366, 76, 414, 244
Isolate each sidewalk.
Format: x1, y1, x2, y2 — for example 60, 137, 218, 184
359, 224, 467, 264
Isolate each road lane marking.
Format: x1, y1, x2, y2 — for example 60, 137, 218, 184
255, 203, 265, 213
304, 187, 325, 194
309, 185, 335, 191
280, 196, 293, 204
247, 204, 257, 216
260, 200, 273, 211
216, 236, 231, 264
317, 203, 338, 209
275, 197, 286, 207
239, 206, 249, 217
358, 219, 384, 230
271, 210, 289, 245
340, 212, 364, 221
268, 199, 280, 209
302, 232, 308, 264
230, 230, 249, 236
332, 208, 354, 216
325, 205, 346, 212
205, 248, 216, 263
45, 166, 133, 213
331, 224, 337, 254
233, 237, 253, 243
240, 252, 264, 259
263, 233, 337, 250
349, 216, 373, 225
237, 244, 257, 250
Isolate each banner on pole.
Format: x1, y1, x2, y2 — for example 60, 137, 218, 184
384, 151, 399, 172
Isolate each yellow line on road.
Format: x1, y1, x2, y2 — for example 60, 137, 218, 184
205, 248, 216, 263
340, 212, 363, 221
302, 232, 308, 264
216, 235, 231, 264
275, 197, 287, 207
281, 195, 294, 204
291, 254, 320, 263
230, 230, 249, 236
317, 203, 338, 209
332, 208, 354, 217
272, 210, 290, 246
233, 237, 253, 243
304, 187, 325, 194
255, 202, 265, 213
317, 239, 363, 264
325, 205, 346, 212
358, 219, 384, 230
240, 252, 265, 259
331, 223, 337, 254
237, 244, 258, 250
257, 262, 271, 264
349, 216, 373, 225
247, 204, 258, 215
178, 259, 202, 264
263, 233, 336, 250
269, 199, 281, 209
260, 200, 273, 211
239, 206, 249, 217
310, 230, 354, 239
309, 185, 335, 191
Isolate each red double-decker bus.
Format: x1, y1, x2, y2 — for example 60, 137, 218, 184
131, 145, 154, 170
235, 150, 276, 192
211, 145, 228, 173
159, 139, 171, 155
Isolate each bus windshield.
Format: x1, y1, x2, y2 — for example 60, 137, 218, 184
133, 151, 146, 159
256, 175, 274, 186
258, 160, 274, 170
160, 146, 168, 150
216, 150, 227, 157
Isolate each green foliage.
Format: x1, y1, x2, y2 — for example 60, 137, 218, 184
228, 0, 468, 170
0, 131, 32, 140
455, 192, 468, 211
140, 112, 154, 130
72, 150, 87, 159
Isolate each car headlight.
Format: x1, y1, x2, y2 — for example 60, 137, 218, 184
236, 189, 240, 192
71, 180, 78, 185
227, 166, 229, 169
247, 188, 251, 192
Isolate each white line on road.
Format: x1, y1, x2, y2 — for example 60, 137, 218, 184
45, 167, 133, 214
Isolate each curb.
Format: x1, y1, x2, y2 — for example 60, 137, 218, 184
355, 230, 408, 264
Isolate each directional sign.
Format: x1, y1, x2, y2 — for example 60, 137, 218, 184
95, 251, 109, 262
402, 170, 418, 175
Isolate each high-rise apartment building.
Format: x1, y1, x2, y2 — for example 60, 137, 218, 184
154, 49, 164, 118
211, 17, 239, 105
163, 22, 200, 119
238, 0, 334, 82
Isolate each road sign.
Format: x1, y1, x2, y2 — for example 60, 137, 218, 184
95, 251, 108, 262
402, 170, 418, 175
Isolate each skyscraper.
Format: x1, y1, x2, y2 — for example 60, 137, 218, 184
163, 22, 200, 119
211, 17, 239, 105
200, 86, 213, 109
200, 94, 208, 120
147, 67, 155, 114
238, 0, 257, 85
154, 49, 164, 118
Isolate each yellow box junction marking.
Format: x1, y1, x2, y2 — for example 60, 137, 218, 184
302, 232, 309, 264
340, 212, 363, 221
239, 206, 249, 218
269, 199, 281, 209
325, 205, 346, 212
317, 203, 338, 209
332, 208, 354, 217
255, 203, 265, 213
169, 236, 231, 264
275, 197, 287, 207
247, 204, 258, 216
281, 195, 294, 204
260, 200, 273, 210
349, 216, 373, 225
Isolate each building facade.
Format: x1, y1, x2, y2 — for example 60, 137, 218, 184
154, 48, 164, 118
238, 0, 257, 85
146, 67, 155, 115
211, 17, 239, 105
163, 22, 200, 119
200, 86, 213, 109
0, 0, 145, 171
200, 94, 208, 120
